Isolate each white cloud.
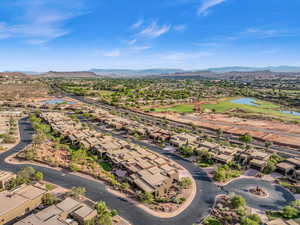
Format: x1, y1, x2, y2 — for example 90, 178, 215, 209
244, 28, 280, 38
259, 49, 279, 55
156, 51, 213, 62
173, 25, 187, 32
130, 46, 151, 51
131, 19, 143, 29
138, 22, 171, 38
102, 49, 121, 57
193, 42, 225, 47
0, 0, 87, 44
198, 0, 226, 15
128, 39, 137, 45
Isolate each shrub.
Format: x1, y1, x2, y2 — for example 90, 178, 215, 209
231, 195, 246, 209
42, 193, 58, 206
1, 134, 16, 144
70, 162, 80, 172
45, 183, 56, 191
282, 206, 299, 219
214, 165, 241, 182
138, 192, 154, 204
24, 147, 37, 160
179, 177, 192, 189
203, 216, 222, 225
240, 217, 260, 225
34, 171, 44, 181
236, 206, 246, 216
69, 186, 86, 198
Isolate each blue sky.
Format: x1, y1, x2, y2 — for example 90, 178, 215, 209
0, 0, 300, 71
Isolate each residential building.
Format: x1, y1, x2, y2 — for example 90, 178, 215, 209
14, 197, 97, 225
0, 184, 47, 225
41, 112, 181, 198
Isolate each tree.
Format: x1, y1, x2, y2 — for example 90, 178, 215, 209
231, 195, 246, 209
1, 134, 16, 144
240, 217, 260, 225
263, 161, 276, 174
97, 213, 112, 225
247, 214, 261, 224
95, 201, 113, 225
33, 133, 46, 145
180, 146, 194, 157
282, 206, 299, 219
70, 186, 86, 199
239, 133, 252, 146
139, 192, 154, 204
24, 147, 37, 160
197, 149, 213, 165
110, 209, 118, 217
34, 171, 44, 181
179, 177, 192, 189
265, 141, 273, 150
95, 201, 109, 217
214, 167, 227, 182
17, 167, 36, 183
217, 128, 224, 139
203, 216, 221, 225
120, 182, 130, 192
291, 200, 300, 207
42, 193, 58, 206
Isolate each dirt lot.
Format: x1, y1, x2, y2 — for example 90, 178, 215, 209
149, 112, 300, 148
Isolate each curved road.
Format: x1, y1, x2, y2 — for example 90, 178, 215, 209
224, 178, 295, 210
0, 118, 220, 225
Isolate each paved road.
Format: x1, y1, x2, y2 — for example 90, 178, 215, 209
223, 178, 295, 210
0, 118, 220, 225
52, 85, 300, 158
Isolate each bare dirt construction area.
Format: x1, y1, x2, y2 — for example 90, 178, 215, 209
149, 111, 300, 148
0, 81, 49, 101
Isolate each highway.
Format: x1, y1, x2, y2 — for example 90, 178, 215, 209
0, 118, 221, 225
51, 84, 300, 158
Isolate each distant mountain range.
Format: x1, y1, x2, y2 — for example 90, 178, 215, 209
89, 68, 185, 76
3, 66, 300, 78
205, 66, 300, 73
90, 66, 300, 76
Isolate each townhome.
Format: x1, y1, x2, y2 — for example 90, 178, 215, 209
15, 197, 97, 225
211, 147, 239, 164
170, 133, 198, 148
0, 184, 47, 225
41, 112, 181, 198
239, 150, 271, 171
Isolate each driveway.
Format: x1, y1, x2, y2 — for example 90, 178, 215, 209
0, 118, 220, 225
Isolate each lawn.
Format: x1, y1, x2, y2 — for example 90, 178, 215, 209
202, 98, 300, 120
152, 97, 300, 120
154, 104, 195, 113
99, 90, 114, 96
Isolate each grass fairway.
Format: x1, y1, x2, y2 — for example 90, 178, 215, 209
201, 99, 278, 113
99, 90, 114, 96
153, 97, 300, 120
154, 104, 194, 113
202, 98, 300, 120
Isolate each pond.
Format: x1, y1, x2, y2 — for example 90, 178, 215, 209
229, 97, 258, 106
43, 99, 75, 105
230, 97, 300, 117
281, 110, 300, 116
